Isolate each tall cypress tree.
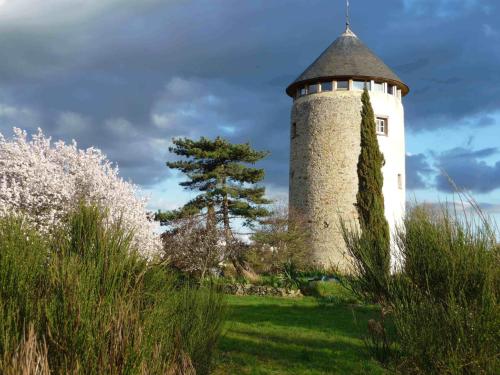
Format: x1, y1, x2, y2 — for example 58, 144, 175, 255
356, 88, 391, 279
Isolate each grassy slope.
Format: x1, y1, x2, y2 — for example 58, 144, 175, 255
214, 294, 386, 375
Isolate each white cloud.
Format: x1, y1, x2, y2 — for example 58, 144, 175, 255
480, 203, 500, 214
151, 77, 223, 136
402, 0, 481, 18
105, 117, 137, 138
150, 76, 263, 140
142, 173, 195, 212
0, 0, 163, 25
56, 111, 90, 134
218, 125, 236, 134
0, 103, 39, 128
483, 24, 500, 38
152, 113, 173, 129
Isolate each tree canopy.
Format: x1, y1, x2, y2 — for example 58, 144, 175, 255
156, 136, 271, 237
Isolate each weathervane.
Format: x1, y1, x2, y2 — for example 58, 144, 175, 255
346, 0, 350, 29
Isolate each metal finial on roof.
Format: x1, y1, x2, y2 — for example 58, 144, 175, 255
345, 0, 350, 30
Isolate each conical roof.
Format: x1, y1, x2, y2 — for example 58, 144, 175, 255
286, 27, 409, 97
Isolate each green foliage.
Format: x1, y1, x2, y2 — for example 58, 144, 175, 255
341, 226, 391, 304
156, 136, 271, 229
348, 88, 391, 303
343, 199, 500, 374
249, 204, 310, 278
388, 205, 499, 374
0, 205, 226, 374
305, 282, 360, 306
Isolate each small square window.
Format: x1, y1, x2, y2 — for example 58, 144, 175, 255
298, 87, 307, 97
308, 84, 319, 94
291, 123, 297, 139
336, 80, 349, 90
321, 82, 333, 91
376, 117, 388, 135
388, 85, 396, 95
353, 80, 370, 91
374, 82, 385, 93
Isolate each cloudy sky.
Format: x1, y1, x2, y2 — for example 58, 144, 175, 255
0, 0, 499, 220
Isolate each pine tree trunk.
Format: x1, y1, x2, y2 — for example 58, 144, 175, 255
222, 191, 230, 243
220, 179, 258, 280
206, 202, 216, 231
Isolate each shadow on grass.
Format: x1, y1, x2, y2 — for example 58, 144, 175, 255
227, 302, 377, 336
215, 298, 386, 374
218, 335, 377, 374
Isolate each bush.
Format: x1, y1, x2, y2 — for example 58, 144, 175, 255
160, 216, 226, 278
389, 205, 499, 374
341, 220, 390, 305
342, 200, 500, 374
0, 205, 226, 374
0, 128, 160, 257
250, 204, 310, 276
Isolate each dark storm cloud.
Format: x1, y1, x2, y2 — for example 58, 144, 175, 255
406, 153, 434, 189
0, 0, 499, 191
435, 147, 500, 193
391, 1, 500, 131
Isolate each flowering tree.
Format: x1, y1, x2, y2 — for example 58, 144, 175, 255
0, 128, 161, 257
161, 216, 226, 278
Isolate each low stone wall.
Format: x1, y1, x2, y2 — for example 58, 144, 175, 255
224, 284, 302, 298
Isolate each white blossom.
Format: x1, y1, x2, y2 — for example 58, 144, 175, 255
0, 128, 161, 258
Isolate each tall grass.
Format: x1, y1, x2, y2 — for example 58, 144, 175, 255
0, 205, 225, 374
390, 205, 499, 374
342, 200, 499, 374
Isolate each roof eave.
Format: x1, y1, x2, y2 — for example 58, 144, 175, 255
286, 75, 410, 97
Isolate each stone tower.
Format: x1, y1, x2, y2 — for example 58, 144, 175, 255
287, 26, 409, 270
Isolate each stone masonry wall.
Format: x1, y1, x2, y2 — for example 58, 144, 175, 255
289, 91, 363, 271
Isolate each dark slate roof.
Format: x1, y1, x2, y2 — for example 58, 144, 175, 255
286, 28, 409, 97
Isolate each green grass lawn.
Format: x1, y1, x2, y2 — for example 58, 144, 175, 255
214, 293, 387, 375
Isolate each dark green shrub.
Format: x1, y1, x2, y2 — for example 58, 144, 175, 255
352, 88, 391, 304
342, 200, 499, 374
389, 205, 499, 374
341, 89, 391, 308
0, 205, 226, 374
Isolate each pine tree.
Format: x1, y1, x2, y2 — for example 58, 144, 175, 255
156, 136, 271, 249
356, 88, 391, 281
